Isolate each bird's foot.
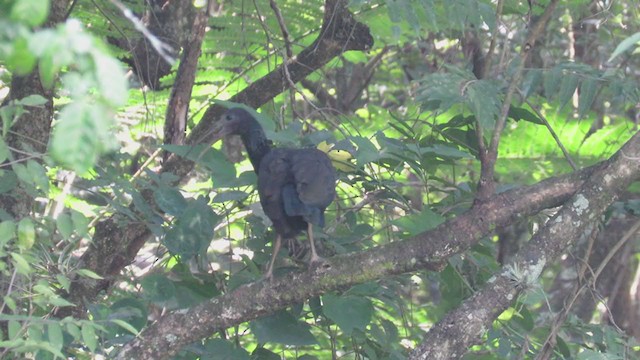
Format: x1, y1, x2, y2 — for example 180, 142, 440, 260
308, 254, 331, 273
309, 253, 324, 264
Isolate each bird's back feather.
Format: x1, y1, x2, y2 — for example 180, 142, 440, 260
258, 147, 336, 237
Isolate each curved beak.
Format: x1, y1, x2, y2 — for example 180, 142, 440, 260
208, 119, 228, 145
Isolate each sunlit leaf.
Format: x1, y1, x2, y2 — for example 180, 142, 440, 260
392, 207, 445, 236
6, 37, 36, 75
202, 339, 250, 360
47, 323, 63, 351
250, 310, 317, 345
163, 199, 219, 258
10, 0, 50, 26
141, 274, 176, 303
322, 294, 373, 335
17, 218, 35, 250
578, 78, 599, 119
81, 323, 97, 352
154, 186, 188, 216
557, 74, 579, 112
608, 32, 640, 62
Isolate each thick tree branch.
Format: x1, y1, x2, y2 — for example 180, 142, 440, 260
116, 163, 601, 359
60, 0, 373, 317
162, 9, 209, 159
410, 131, 640, 360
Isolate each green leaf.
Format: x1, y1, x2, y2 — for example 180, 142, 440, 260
47, 323, 64, 351
521, 69, 543, 99
76, 269, 104, 280
251, 347, 281, 360
141, 273, 176, 303
352, 136, 380, 165
26, 160, 49, 193
8, 320, 21, 339
423, 144, 473, 159
202, 339, 250, 360
392, 207, 445, 236
92, 53, 128, 106
10, 0, 50, 26
56, 213, 73, 239
109, 319, 140, 336
0, 221, 16, 246
212, 190, 250, 203
71, 210, 89, 237
207, 150, 238, 188
11, 253, 31, 274
28, 323, 43, 342
0, 140, 11, 164
543, 66, 562, 98
81, 323, 97, 352
38, 51, 58, 89
0, 170, 18, 194
250, 310, 317, 345
66, 323, 81, 339
557, 74, 579, 112
163, 199, 219, 258
466, 80, 501, 133
18, 95, 48, 107
608, 32, 640, 62
578, 78, 598, 119
416, 72, 467, 111
17, 218, 35, 250
109, 298, 148, 333
51, 101, 115, 174
508, 107, 543, 125
6, 36, 37, 76
48, 296, 75, 307
322, 294, 373, 335
153, 186, 188, 216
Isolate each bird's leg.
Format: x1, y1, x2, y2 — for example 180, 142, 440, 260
307, 223, 323, 264
264, 234, 282, 280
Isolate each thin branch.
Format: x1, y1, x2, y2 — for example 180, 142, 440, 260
107, 0, 176, 65
524, 97, 578, 171
480, 0, 504, 79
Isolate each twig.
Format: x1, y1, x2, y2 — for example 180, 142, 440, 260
524, 97, 578, 171
107, 0, 176, 65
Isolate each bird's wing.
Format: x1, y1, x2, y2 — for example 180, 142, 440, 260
257, 150, 291, 225
290, 149, 336, 206
288, 149, 336, 226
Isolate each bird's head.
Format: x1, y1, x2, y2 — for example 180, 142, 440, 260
210, 107, 259, 143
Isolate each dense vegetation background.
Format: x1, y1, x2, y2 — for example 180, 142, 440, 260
1, 0, 640, 358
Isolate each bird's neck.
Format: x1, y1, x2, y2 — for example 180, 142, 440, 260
241, 127, 271, 172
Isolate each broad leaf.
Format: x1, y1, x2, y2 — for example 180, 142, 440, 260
250, 310, 317, 345
322, 294, 373, 335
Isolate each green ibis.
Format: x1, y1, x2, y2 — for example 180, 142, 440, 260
210, 107, 336, 279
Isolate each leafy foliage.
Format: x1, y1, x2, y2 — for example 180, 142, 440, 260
1, 0, 640, 359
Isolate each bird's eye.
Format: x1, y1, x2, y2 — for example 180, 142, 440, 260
225, 115, 232, 121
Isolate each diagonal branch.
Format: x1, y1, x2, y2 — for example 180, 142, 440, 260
116, 162, 602, 359
410, 131, 640, 360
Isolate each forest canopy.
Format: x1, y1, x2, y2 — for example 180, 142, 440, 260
1, 0, 640, 359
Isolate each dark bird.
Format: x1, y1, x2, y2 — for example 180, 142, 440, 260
210, 107, 336, 279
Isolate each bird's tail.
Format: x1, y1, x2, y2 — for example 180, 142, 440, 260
282, 184, 324, 227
